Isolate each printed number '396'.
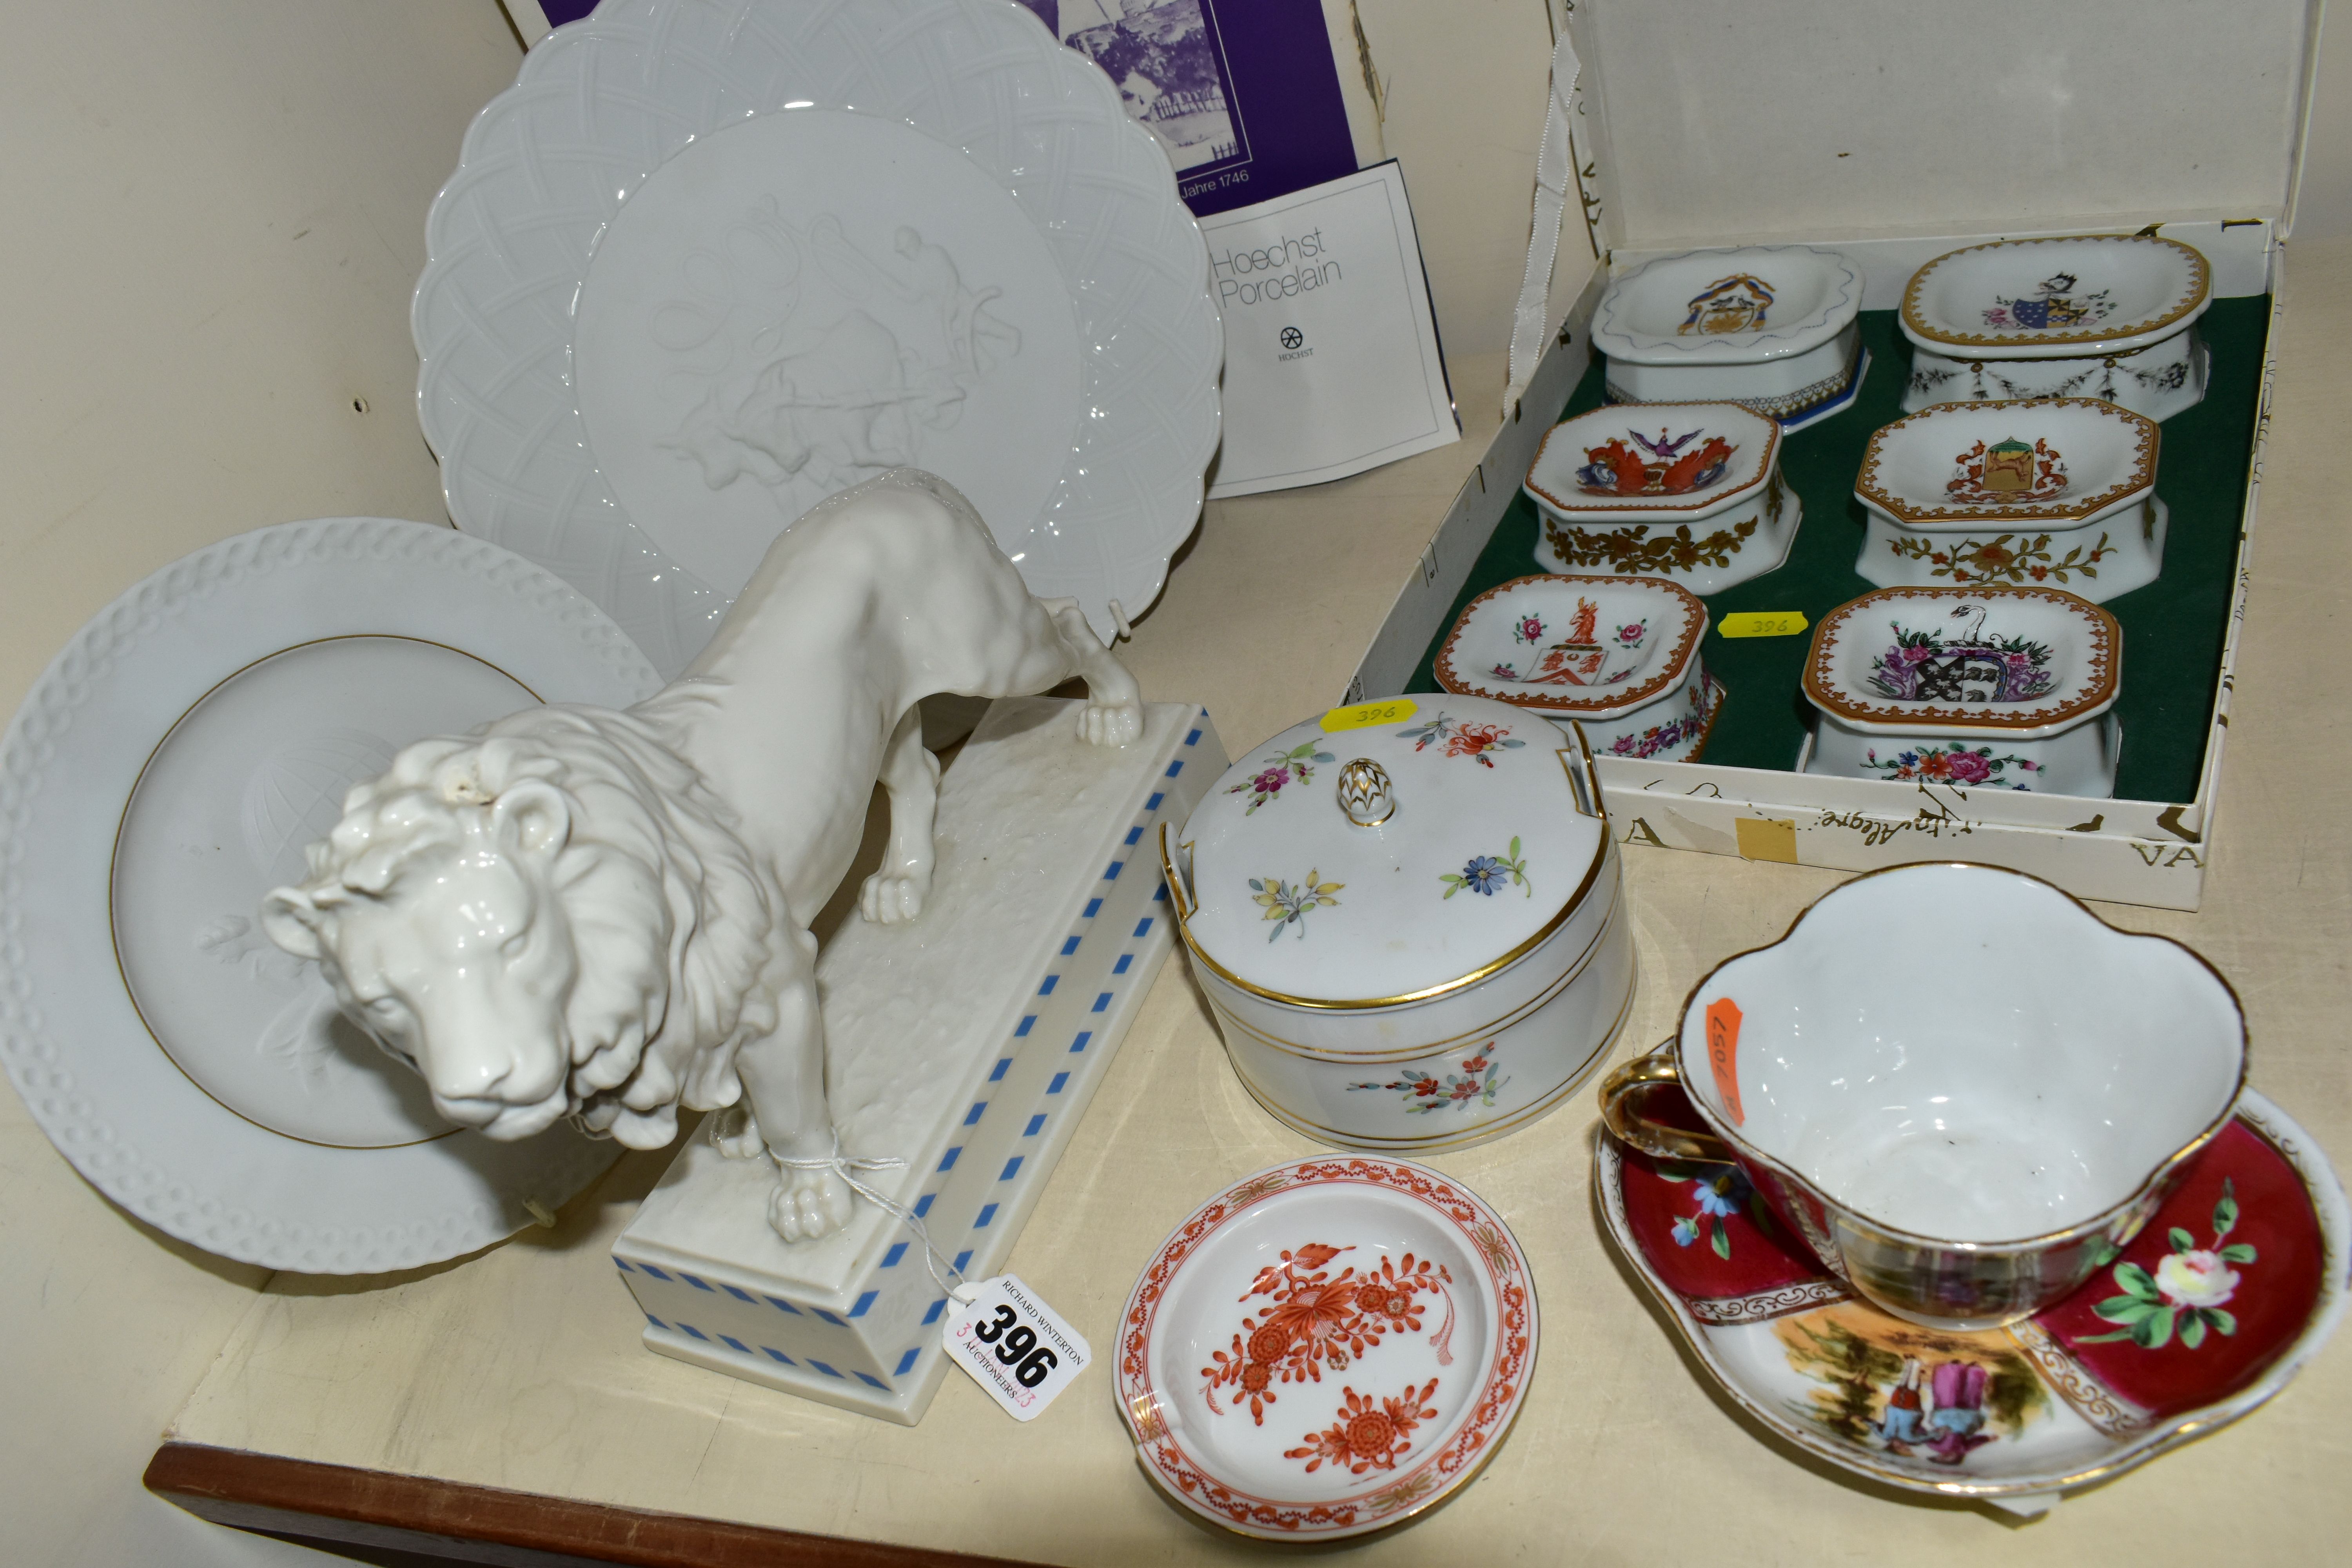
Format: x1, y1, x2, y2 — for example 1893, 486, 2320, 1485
971, 1302, 1060, 1388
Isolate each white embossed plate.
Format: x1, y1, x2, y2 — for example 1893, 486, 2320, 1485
0, 519, 662, 1272
1116, 1158, 1536, 1540
414, 0, 1222, 677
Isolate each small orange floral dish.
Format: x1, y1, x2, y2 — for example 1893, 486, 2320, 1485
1116, 1157, 1537, 1540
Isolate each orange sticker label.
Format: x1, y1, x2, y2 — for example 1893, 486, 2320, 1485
1705, 998, 1745, 1125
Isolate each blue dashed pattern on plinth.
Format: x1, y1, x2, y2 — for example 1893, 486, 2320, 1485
614, 707, 1223, 1423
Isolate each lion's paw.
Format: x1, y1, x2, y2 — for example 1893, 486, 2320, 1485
769, 1165, 855, 1243
709, 1103, 765, 1161
858, 869, 928, 925
1078, 699, 1143, 748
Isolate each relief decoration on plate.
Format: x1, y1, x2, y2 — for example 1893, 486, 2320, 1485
1348, 1040, 1510, 1114
1577, 426, 1739, 496
1866, 607, 2056, 704
656, 210, 1024, 508
1680, 273, 1775, 335
1396, 712, 1524, 767
1227, 739, 1336, 815
1886, 530, 2112, 586
1199, 1242, 1457, 1425
1947, 436, 2068, 504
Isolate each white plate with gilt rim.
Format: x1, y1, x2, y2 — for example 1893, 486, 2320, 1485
0, 518, 661, 1273
413, 0, 1222, 678
1115, 1156, 1536, 1541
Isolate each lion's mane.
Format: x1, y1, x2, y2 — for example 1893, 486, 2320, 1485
297, 704, 780, 1148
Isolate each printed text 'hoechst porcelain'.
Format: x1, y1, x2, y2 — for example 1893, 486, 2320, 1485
1801, 586, 2123, 798
1117, 1157, 1537, 1540
1435, 575, 1723, 765
1854, 398, 2164, 603
1526, 402, 1799, 593
1602, 863, 2246, 1330
1593, 245, 1867, 430
1900, 234, 2212, 422
1162, 695, 1634, 1153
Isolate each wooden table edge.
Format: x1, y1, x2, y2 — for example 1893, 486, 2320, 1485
144, 1442, 1039, 1568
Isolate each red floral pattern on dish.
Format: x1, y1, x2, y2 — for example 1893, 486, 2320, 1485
1285, 1380, 1444, 1474
1117, 1160, 1534, 1538
1200, 1245, 1455, 1424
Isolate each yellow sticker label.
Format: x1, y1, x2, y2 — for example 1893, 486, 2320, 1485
1719, 610, 1810, 639
1320, 697, 1418, 733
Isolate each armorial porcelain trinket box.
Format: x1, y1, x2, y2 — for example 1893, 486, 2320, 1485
1592, 245, 1867, 429
1434, 574, 1723, 764
1854, 397, 2164, 603
1800, 586, 2123, 798
1900, 234, 2212, 422
1525, 401, 1799, 593
1160, 695, 1633, 1152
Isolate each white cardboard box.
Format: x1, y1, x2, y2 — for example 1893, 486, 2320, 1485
1347, 2, 2322, 911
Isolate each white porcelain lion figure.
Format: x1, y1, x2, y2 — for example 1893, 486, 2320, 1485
261, 470, 1140, 1242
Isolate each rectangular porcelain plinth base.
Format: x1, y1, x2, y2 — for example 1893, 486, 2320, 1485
612, 698, 1223, 1423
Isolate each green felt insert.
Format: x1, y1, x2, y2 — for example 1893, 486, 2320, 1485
1403, 298, 2267, 806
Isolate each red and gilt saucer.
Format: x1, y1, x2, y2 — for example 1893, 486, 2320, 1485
1596, 1082, 2346, 1512
1115, 1157, 1537, 1540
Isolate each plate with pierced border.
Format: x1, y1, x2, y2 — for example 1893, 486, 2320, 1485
413, 0, 1222, 677
1116, 1156, 1536, 1541
1595, 1083, 2345, 1514
0, 518, 662, 1272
